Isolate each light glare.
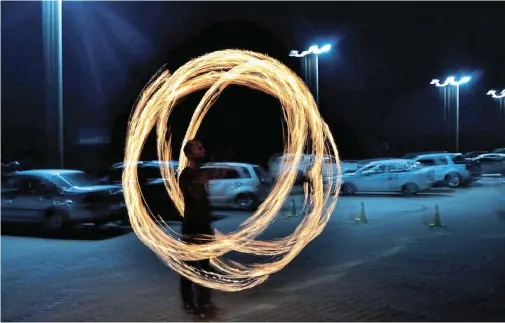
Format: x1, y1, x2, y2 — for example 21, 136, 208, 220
487, 89, 505, 99
430, 76, 472, 87
289, 44, 332, 57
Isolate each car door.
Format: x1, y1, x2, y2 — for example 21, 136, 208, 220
359, 164, 390, 192
387, 163, 408, 191
417, 158, 444, 181
202, 167, 241, 206
16, 177, 59, 220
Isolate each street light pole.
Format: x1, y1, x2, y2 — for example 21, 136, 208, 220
289, 44, 331, 108
487, 89, 505, 139
430, 76, 471, 152
42, 0, 64, 168
455, 84, 460, 153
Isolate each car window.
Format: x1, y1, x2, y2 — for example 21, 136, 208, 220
202, 168, 220, 180
388, 163, 408, 173
203, 167, 241, 180
18, 177, 57, 194
372, 165, 387, 173
240, 167, 252, 178
417, 158, 437, 166
451, 155, 466, 164
437, 158, 449, 165
222, 168, 241, 179
358, 164, 375, 172
2, 176, 22, 191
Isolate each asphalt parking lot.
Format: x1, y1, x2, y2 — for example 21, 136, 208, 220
2, 178, 505, 321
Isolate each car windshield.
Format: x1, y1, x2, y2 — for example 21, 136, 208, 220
51, 173, 99, 188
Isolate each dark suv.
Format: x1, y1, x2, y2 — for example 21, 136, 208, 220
101, 161, 181, 223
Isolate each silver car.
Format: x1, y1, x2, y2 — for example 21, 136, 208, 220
1, 170, 125, 230
201, 162, 272, 210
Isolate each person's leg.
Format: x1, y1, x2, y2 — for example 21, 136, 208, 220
180, 266, 195, 307
195, 258, 212, 308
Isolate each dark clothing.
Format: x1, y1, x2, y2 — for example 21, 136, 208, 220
180, 256, 212, 307
178, 166, 214, 307
179, 167, 213, 235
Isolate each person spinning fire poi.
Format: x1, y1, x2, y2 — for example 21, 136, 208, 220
178, 139, 221, 320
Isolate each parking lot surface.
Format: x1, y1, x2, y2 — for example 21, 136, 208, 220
2, 179, 505, 321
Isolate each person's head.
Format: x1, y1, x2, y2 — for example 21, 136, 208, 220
183, 139, 206, 162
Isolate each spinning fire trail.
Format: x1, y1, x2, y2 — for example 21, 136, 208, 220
122, 49, 342, 292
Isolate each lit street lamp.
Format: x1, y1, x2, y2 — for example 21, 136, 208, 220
430, 76, 471, 152
289, 44, 331, 108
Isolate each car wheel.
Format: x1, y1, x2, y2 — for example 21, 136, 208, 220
235, 193, 258, 211
445, 172, 462, 188
402, 183, 419, 196
43, 210, 68, 231
341, 183, 357, 196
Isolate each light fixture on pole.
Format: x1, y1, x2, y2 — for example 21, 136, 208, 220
289, 44, 331, 108
430, 76, 471, 152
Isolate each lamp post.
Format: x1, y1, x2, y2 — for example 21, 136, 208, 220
487, 89, 505, 118
42, 0, 64, 168
487, 89, 505, 138
289, 44, 331, 108
430, 76, 471, 152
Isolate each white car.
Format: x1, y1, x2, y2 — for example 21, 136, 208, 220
410, 153, 474, 187
268, 153, 355, 179
341, 159, 436, 196
201, 162, 272, 210
1, 170, 125, 230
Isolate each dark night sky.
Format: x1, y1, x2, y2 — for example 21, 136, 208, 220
2, 1, 505, 167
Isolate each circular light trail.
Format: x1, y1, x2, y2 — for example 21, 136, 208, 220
122, 49, 342, 292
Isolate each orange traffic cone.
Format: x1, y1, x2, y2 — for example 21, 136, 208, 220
429, 205, 443, 228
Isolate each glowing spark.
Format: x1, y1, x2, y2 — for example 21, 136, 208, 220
122, 49, 342, 292
430, 76, 471, 87
487, 90, 505, 99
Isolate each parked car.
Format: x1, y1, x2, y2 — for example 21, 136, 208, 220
268, 153, 357, 179
340, 159, 436, 196
402, 151, 448, 159
102, 160, 180, 185
268, 153, 313, 178
1, 170, 124, 230
491, 148, 505, 154
464, 151, 488, 160
470, 153, 505, 176
411, 153, 474, 187
100, 161, 181, 222
201, 162, 273, 210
